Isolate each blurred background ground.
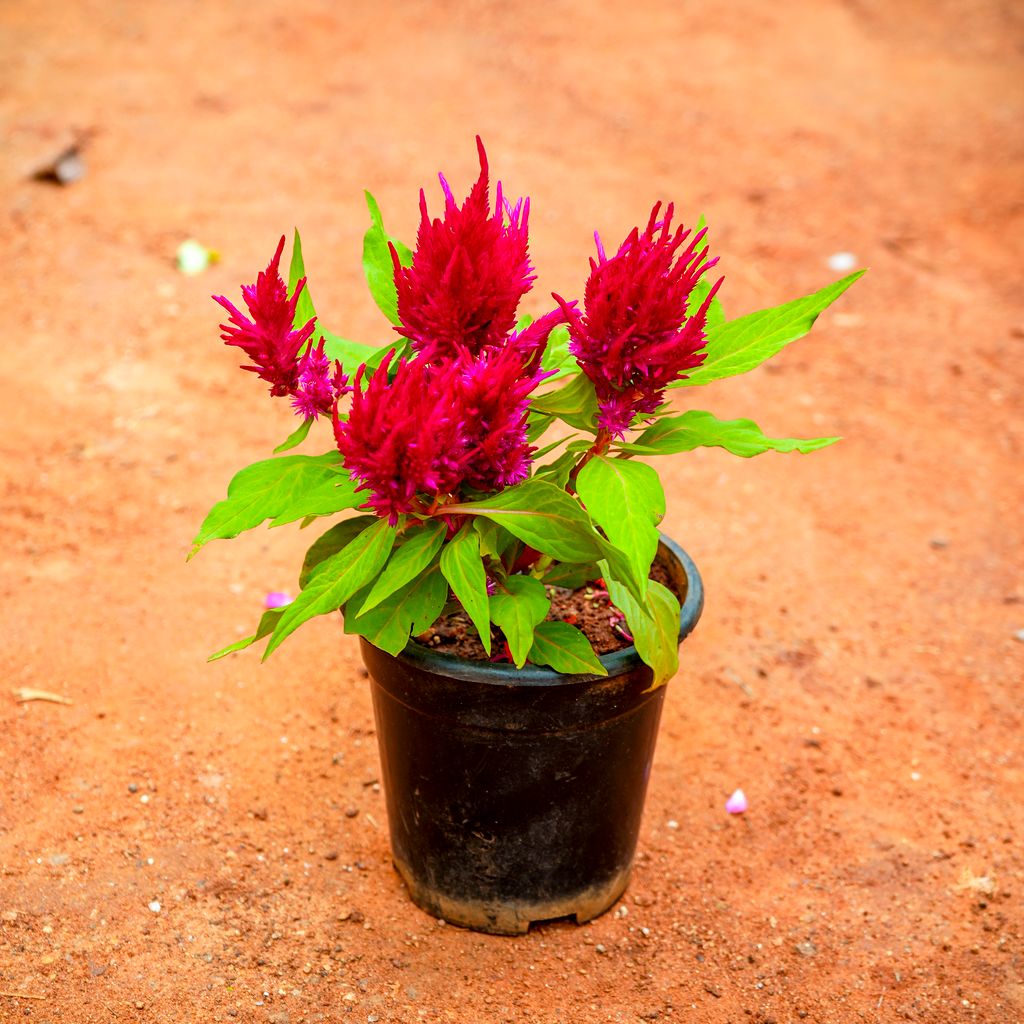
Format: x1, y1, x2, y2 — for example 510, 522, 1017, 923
1, 1, 1023, 1021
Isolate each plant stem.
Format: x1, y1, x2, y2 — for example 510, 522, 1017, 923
567, 428, 612, 492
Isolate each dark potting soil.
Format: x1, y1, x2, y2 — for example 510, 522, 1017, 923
415, 559, 677, 663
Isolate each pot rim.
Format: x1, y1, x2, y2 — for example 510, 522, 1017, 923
386, 534, 703, 687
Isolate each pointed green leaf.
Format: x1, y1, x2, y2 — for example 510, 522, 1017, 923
320, 331, 378, 366
273, 416, 313, 454
357, 521, 447, 613
489, 575, 551, 668
208, 607, 284, 662
474, 519, 516, 563
446, 480, 643, 602
542, 562, 600, 589
343, 562, 448, 656
602, 568, 680, 689
576, 455, 664, 591
677, 270, 864, 387
686, 275, 726, 332
439, 525, 491, 655
526, 411, 554, 443
530, 372, 599, 430
617, 410, 839, 458
446, 480, 602, 564
539, 324, 578, 382
528, 621, 607, 676
300, 515, 377, 588
264, 518, 396, 657
190, 453, 359, 556
363, 191, 413, 326
287, 229, 318, 332
533, 449, 579, 490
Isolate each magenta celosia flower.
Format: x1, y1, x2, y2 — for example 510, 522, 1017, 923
457, 338, 554, 491
334, 353, 468, 524
333, 328, 554, 522
555, 203, 724, 437
214, 236, 317, 397
393, 137, 535, 362
291, 340, 349, 420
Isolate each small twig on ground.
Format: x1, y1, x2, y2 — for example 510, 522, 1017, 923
364, 813, 380, 830
0, 991, 46, 1000
12, 688, 73, 705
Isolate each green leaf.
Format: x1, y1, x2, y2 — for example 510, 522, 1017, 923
446, 479, 603, 565
489, 575, 550, 668
190, 453, 360, 557
528, 621, 607, 676
542, 562, 600, 589
273, 417, 313, 454
357, 521, 447, 614
363, 191, 413, 326
526, 411, 554, 443
474, 519, 516, 563
439, 525, 491, 655
287, 229, 318, 332
299, 515, 376, 588
446, 480, 643, 602
576, 456, 664, 590
677, 270, 864, 387
539, 325, 578, 381
602, 569, 681, 689
686, 275, 725, 332
208, 607, 284, 662
530, 372, 599, 430
533, 450, 579, 490
532, 434, 577, 461
617, 411, 839, 458
264, 518, 396, 657
320, 331, 379, 366
343, 563, 448, 656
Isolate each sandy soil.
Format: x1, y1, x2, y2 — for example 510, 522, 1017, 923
2, 1, 1023, 1021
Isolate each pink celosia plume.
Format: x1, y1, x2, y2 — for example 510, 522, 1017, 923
555, 203, 724, 437
215, 238, 346, 418
393, 137, 535, 362
214, 236, 316, 397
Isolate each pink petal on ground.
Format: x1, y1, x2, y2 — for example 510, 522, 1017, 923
725, 788, 749, 815
265, 591, 293, 609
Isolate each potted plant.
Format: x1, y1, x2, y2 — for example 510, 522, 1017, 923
190, 139, 862, 934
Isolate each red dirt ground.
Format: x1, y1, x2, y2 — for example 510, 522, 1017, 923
2, 1, 1023, 1021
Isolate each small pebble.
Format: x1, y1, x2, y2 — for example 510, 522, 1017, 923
176, 239, 216, 276
148, 900, 161, 913
929, 537, 949, 550
344, 807, 359, 818
725, 789, 748, 815
826, 251, 857, 273
128, 783, 139, 793
666, 820, 679, 830
1014, 629, 1024, 643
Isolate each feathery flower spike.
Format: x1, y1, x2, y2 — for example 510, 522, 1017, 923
555, 203, 724, 437
213, 236, 317, 397
393, 137, 535, 362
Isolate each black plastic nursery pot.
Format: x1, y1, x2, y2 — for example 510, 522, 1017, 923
359, 536, 704, 936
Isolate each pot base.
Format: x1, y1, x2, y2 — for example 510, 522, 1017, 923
392, 853, 631, 935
